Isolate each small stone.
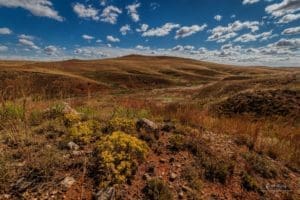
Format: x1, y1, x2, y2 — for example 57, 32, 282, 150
178, 191, 184, 199
61, 177, 75, 188
169, 173, 177, 181
72, 150, 83, 156
159, 158, 167, 163
96, 187, 115, 200
67, 141, 79, 151
143, 173, 151, 181
182, 185, 192, 192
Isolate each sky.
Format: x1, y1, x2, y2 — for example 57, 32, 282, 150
0, 0, 299, 66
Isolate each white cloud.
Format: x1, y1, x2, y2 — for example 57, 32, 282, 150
136, 45, 150, 50
234, 30, 274, 42
0, 27, 12, 35
107, 35, 120, 42
0, 0, 63, 21
120, 24, 131, 35
175, 24, 207, 39
266, 0, 300, 17
44, 45, 59, 55
243, 0, 260, 5
82, 34, 94, 40
126, 3, 140, 22
73, 3, 99, 21
282, 26, 300, 35
18, 34, 34, 40
214, 15, 222, 21
278, 13, 300, 23
96, 39, 102, 43
101, 6, 122, 24
19, 38, 39, 50
136, 24, 149, 32
100, 0, 107, 6
142, 23, 180, 37
0, 45, 8, 52
208, 20, 260, 43
274, 38, 300, 49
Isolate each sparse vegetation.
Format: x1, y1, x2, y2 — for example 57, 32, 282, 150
0, 56, 298, 199
143, 178, 173, 200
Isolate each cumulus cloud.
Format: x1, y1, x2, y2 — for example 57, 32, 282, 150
0, 27, 12, 35
0, 45, 8, 52
101, 5, 122, 24
243, 0, 260, 5
107, 35, 120, 42
0, 0, 63, 21
19, 38, 39, 50
136, 24, 149, 32
175, 24, 207, 39
282, 26, 300, 35
120, 24, 131, 35
142, 23, 180, 37
74, 47, 106, 58
44, 45, 59, 55
234, 30, 274, 42
208, 20, 260, 43
18, 34, 34, 40
277, 13, 300, 23
136, 45, 150, 50
73, 3, 99, 20
274, 38, 300, 50
82, 34, 94, 40
266, 0, 300, 17
214, 15, 222, 21
126, 3, 140, 22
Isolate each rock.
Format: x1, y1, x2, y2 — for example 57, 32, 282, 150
67, 141, 79, 151
71, 150, 83, 156
169, 173, 177, 181
143, 173, 151, 181
182, 185, 192, 192
61, 102, 79, 115
161, 120, 175, 132
178, 191, 184, 199
96, 187, 116, 200
159, 158, 167, 163
136, 118, 159, 133
0, 194, 11, 199
61, 177, 75, 188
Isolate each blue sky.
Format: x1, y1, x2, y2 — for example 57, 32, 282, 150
0, 0, 299, 66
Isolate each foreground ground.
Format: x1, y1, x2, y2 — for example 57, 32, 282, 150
0, 55, 299, 199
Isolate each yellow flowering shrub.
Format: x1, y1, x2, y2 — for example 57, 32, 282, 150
97, 131, 149, 186
64, 112, 81, 126
107, 117, 136, 133
68, 120, 99, 143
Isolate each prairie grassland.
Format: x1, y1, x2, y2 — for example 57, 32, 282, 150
0, 55, 299, 199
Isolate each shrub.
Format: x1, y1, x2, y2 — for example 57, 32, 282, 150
143, 178, 173, 200
106, 117, 136, 133
68, 120, 99, 143
169, 134, 186, 152
235, 134, 254, 150
241, 172, 259, 192
181, 166, 203, 191
29, 110, 44, 126
243, 152, 277, 179
97, 131, 149, 186
0, 102, 24, 121
204, 160, 234, 184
